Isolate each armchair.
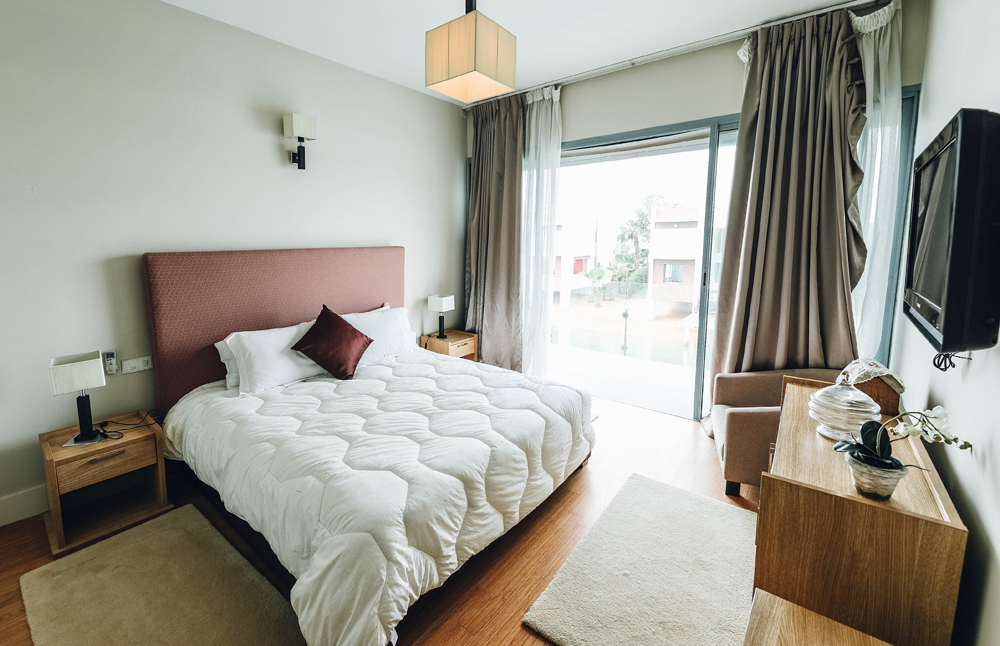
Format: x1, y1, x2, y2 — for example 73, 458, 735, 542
712, 368, 842, 496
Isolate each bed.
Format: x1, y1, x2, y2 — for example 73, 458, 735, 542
142, 247, 596, 646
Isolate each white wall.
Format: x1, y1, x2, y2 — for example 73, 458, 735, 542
0, 0, 468, 524
889, 1, 1000, 644
558, 0, 928, 144
560, 42, 746, 143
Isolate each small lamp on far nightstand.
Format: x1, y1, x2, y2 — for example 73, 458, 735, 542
49, 351, 106, 446
427, 295, 455, 339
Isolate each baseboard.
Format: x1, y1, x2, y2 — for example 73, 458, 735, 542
0, 484, 49, 528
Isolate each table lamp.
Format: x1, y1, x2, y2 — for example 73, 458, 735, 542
49, 351, 107, 446
427, 295, 455, 340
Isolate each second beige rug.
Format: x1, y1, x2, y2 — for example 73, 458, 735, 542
524, 474, 757, 646
20, 504, 305, 646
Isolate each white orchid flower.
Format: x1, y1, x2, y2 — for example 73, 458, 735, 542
883, 406, 971, 450
891, 421, 922, 437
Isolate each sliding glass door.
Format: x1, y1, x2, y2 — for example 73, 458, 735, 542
549, 118, 739, 420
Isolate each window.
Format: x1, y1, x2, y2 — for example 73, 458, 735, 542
551, 115, 740, 420
554, 256, 562, 277
664, 263, 684, 283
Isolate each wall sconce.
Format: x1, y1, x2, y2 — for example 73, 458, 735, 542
283, 113, 317, 170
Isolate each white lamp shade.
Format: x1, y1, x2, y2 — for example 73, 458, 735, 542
426, 10, 515, 103
428, 295, 455, 313
49, 351, 106, 396
283, 113, 317, 141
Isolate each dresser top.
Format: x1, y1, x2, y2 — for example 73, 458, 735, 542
772, 379, 963, 527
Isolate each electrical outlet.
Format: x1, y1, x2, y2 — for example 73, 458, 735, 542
103, 350, 117, 374
122, 356, 153, 374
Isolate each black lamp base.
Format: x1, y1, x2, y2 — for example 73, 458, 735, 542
64, 394, 103, 447
436, 313, 448, 340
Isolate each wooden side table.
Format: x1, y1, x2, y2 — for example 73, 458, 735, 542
744, 590, 892, 645
420, 329, 478, 361
40, 409, 173, 557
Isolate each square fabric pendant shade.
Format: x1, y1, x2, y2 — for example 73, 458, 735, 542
426, 10, 516, 103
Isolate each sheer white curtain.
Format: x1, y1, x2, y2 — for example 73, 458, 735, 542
521, 86, 562, 376
850, 0, 903, 362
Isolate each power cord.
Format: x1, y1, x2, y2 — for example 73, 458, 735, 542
933, 353, 971, 372
95, 409, 162, 439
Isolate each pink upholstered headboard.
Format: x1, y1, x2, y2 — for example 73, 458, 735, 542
142, 246, 405, 412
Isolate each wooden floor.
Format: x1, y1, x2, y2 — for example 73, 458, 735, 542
0, 397, 759, 646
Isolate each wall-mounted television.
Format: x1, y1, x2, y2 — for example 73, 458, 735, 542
903, 108, 1000, 353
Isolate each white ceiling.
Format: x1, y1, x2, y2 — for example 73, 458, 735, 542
162, 0, 849, 104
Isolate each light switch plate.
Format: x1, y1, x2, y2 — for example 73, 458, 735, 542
122, 356, 153, 374
103, 350, 117, 374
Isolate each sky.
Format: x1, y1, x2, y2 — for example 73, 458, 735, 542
556, 140, 735, 265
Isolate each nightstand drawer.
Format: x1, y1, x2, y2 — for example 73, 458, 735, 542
57, 438, 157, 494
448, 338, 475, 357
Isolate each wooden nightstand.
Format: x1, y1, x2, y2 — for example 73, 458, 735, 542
420, 329, 478, 361
39, 409, 173, 557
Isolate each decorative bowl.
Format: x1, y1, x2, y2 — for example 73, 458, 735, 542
808, 383, 881, 442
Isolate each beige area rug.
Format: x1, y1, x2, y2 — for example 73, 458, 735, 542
524, 474, 757, 646
20, 505, 305, 646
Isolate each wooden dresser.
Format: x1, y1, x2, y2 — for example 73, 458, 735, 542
755, 378, 967, 646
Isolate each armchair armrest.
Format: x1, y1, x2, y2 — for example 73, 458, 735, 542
719, 406, 782, 486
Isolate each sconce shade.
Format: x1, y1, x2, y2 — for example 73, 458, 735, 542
426, 10, 515, 103
49, 351, 106, 396
428, 294, 456, 313
283, 113, 317, 141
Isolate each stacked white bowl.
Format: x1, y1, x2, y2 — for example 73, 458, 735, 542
808, 383, 882, 442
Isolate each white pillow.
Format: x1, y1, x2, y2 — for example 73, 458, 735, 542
343, 307, 419, 366
213, 303, 389, 391
215, 337, 241, 390
227, 321, 321, 396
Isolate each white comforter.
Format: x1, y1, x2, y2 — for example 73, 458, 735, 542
163, 349, 595, 646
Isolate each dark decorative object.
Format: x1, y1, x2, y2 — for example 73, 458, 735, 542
292, 305, 372, 380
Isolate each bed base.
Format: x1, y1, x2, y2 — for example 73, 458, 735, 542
169, 450, 593, 642
171, 450, 594, 594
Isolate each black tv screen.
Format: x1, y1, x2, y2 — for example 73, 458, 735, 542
903, 108, 1000, 352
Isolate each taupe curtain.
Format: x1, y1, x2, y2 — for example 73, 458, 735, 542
466, 95, 526, 371
714, 10, 868, 379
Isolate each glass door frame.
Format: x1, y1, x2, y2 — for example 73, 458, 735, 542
561, 113, 741, 419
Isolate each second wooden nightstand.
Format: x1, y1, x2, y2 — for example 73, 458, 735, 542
40, 409, 172, 557
420, 329, 478, 361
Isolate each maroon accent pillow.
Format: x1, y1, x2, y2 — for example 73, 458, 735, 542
292, 305, 373, 380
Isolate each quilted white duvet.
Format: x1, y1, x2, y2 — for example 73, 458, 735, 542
163, 349, 595, 646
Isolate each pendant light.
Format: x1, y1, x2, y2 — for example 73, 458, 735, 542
425, 0, 516, 103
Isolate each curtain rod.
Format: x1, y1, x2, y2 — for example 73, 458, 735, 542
462, 0, 886, 110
